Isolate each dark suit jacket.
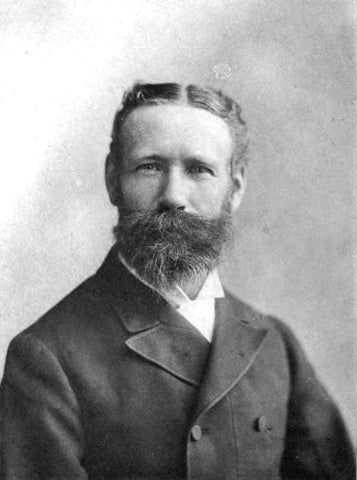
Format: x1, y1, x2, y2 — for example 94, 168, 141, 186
0, 248, 354, 479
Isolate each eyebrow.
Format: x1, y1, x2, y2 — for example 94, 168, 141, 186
149, 154, 170, 161
130, 154, 166, 163
131, 153, 217, 167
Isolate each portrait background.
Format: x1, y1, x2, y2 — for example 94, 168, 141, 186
0, 0, 354, 440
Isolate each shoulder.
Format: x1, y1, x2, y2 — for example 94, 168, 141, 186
25, 274, 103, 331
224, 289, 306, 361
224, 289, 296, 335
10, 271, 125, 363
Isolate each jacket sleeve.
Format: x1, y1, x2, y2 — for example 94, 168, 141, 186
271, 318, 355, 480
0, 332, 88, 480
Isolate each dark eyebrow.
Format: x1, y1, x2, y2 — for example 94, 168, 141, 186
131, 154, 167, 163
185, 156, 217, 167
129, 153, 219, 169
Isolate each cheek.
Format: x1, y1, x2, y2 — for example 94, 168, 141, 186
194, 181, 233, 214
118, 176, 159, 211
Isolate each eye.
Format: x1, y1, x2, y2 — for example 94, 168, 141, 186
136, 163, 161, 174
189, 165, 215, 176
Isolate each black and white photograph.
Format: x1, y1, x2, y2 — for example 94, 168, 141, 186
0, 1, 355, 478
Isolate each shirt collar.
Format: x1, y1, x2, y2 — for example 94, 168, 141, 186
118, 254, 224, 309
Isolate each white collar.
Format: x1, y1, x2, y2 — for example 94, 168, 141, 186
161, 269, 225, 309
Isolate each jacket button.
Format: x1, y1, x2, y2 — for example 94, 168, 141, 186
191, 425, 202, 441
255, 415, 268, 432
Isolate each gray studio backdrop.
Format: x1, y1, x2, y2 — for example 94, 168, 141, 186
0, 0, 354, 441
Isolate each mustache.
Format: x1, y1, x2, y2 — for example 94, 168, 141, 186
115, 209, 231, 249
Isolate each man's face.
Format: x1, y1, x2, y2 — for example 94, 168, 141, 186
113, 104, 238, 217
106, 104, 245, 288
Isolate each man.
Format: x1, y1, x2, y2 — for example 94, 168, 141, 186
0, 82, 354, 479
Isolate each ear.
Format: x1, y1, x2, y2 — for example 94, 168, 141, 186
105, 154, 119, 206
230, 165, 246, 211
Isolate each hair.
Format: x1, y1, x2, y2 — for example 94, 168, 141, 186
108, 82, 249, 175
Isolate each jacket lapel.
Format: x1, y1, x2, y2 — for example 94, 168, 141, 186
96, 247, 211, 387
96, 248, 267, 399
194, 294, 268, 417
126, 307, 210, 387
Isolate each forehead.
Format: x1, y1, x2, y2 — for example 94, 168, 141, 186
118, 104, 233, 161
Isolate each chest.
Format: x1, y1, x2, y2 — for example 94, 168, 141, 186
67, 329, 290, 480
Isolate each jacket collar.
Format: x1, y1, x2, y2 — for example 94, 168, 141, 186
96, 245, 163, 332
96, 247, 268, 401
96, 247, 210, 386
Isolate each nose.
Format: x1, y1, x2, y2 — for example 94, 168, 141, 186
158, 169, 187, 210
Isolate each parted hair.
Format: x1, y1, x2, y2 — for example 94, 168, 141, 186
108, 82, 249, 175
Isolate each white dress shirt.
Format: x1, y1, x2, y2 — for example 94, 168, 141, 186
119, 255, 224, 342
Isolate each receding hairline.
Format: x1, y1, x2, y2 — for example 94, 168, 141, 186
118, 102, 235, 135
108, 82, 249, 171
116, 103, 235, 168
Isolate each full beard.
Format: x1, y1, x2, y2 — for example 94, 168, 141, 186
113, 208, 233, 290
